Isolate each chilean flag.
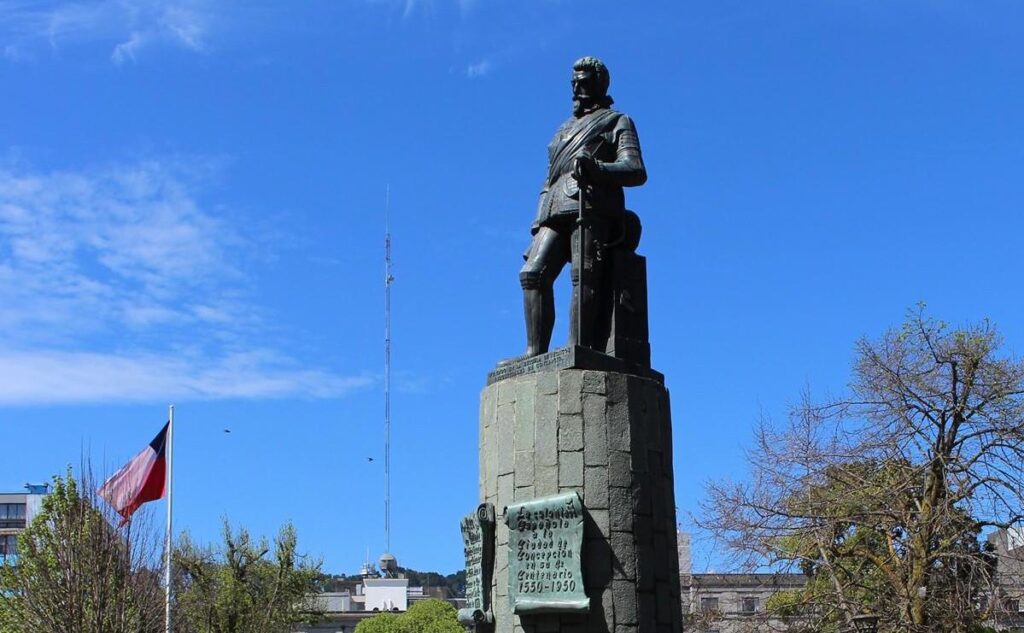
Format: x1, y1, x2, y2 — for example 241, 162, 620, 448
99, 422, 169, 524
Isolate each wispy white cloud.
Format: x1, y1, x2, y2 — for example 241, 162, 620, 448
0, 158, 239, 340
0, 0, 212, 64
367, 0, 480, 19
466, 58, 492, 78
0, 156, 367, 404
0, 350, 372, 405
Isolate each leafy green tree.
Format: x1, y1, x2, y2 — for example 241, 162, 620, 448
0, 468, 164, 633
354, 599, 461, 633
173, 520, 321, 633
399, 599, 462, 633
353, 611, 400, 633
703, 309, 1024, 632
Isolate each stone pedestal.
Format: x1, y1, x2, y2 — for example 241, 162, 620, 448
479, 367, 682, 633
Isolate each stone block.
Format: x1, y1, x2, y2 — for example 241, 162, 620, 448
653, 532, 669, 580
605, 372, 628, 404
514, 387, 536, 452
660, 482, 676, 528
638, 592, 655, 627
634, 519, 652, 550
655, 583, 673, 624
584, 466, 609, 509
497, 403, 515, 475
585, 508, 610, 541
612, 579, 638, 625
636, 549, 654, 592
586, 589, 612, 633
648, 450, 662, 478
583, 394, 608, 466
498, 473, 514, 509
537, 370, 559, 395
486, 458, 499, 500
558, 413, 583, 452
651, 480, 666, 526
607, 399, 631, 452
515, 451, 535, 486
494, 604, 511, 633
558, 370, 583, 414
611, 531, 636, 581
609, 451, 631, 488
495, 538, 508, 579
601, 586, 615, 631
645, 409, 662, 450
583, 537, 612, 589
632, 481, 652, 517
535, 392, 558, 466
630, 432, 648, 474
668, 537, 680, 579
515, 485, 535, 502
610, 487, 633, 533
498, 379, 518, 406
558, 451, 584, 488
480, 426, 493, 499
626, 376, 648, 410
582, 370, 607, 395
481, 385, 497, 429
535, 464, 558, 496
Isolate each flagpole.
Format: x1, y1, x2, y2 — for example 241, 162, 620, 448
165, 404, 175, 633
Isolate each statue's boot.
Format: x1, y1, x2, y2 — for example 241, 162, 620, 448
499, 287, 554, 366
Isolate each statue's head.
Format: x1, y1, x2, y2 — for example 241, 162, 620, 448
572, 56, 613, 115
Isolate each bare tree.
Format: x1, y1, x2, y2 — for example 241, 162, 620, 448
172, 519, 322, 633
702, 309, 1024, 632
0, 465, 165, 633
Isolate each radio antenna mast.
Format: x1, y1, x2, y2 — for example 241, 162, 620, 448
383, 185, 393, 555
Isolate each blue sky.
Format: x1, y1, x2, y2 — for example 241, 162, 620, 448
1, 0, 1022, 575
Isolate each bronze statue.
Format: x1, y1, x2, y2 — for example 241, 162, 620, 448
513, 56, 647, 362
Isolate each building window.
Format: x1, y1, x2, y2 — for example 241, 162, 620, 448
700, 597, 719, 613
0, 534, 17, 559
0, 503, 26, 529
1006, 599, 1021, 614
742, 596, 759, 614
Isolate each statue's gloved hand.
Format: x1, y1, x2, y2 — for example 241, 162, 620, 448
572, 152, 599, 182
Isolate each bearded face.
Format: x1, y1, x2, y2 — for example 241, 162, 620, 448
571, 67, 610, 116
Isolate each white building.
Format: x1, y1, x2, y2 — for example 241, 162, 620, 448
0, 483, 49, 562
362, 577, 410, 612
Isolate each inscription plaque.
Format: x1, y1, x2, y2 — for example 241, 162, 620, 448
458, 503, 496, 627
505, 492, 590, 614
487, 345, 663, 385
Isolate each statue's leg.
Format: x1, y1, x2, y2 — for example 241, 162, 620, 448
519, 227, 568, 357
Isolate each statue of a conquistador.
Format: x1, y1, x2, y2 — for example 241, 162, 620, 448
512, 56, 648, 361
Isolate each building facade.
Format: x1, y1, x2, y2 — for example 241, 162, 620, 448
0, 483, 49, 563
678, 528, 1024, 633
681, 572, 805, 633
988, 528, 1024, 632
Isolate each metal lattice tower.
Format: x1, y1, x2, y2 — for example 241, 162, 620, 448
383, 186, 394, 554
